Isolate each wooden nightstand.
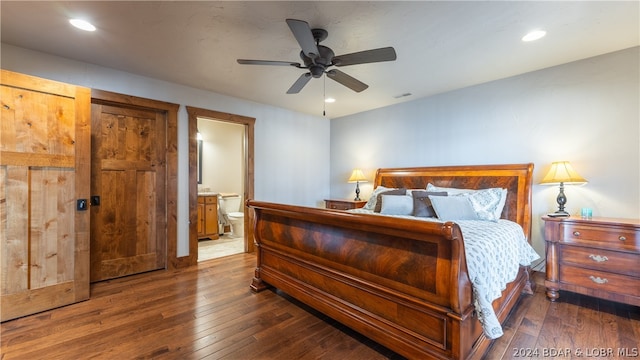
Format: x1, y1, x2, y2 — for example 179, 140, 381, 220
324, 199, 367, 210
542, 216, 639, 306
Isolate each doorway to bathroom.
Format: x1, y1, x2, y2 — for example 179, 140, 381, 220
186, 106, 255, 265
197, 119, 245, 261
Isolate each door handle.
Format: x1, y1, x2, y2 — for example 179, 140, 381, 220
91, 195, 101, 206
77, 199, 88, 211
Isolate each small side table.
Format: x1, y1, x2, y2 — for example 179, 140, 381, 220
324, 199, 367, 210
542, 215, 640, 306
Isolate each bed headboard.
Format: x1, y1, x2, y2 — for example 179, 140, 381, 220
374, 163, 534, 241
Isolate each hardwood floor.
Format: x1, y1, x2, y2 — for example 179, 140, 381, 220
1, 253, 638, 359
486, 272, 640, 359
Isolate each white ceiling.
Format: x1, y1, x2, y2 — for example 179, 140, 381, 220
1, 1, 638, 118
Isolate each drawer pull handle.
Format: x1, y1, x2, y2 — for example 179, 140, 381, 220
588, 254, 608, 262
619, 236, 626, 241
573, 231, 581, 237
589, 276, 608, 284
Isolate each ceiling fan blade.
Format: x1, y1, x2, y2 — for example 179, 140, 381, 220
287, 73, 312, 94
332, 47, 397, 66
286, 19, 320, 59
326, 69, 368, 92
237, 59, 302, 67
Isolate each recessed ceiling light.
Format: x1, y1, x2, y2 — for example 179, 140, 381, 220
69, 19, 96, 32
522, 30, 546, 42
324, 97, 336, 103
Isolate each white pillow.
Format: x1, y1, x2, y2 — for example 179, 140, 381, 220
380, 194, 414, 215
463, 188, 505, 221
494, 188, 508, 218
428, 195, 479, 220
362, 186, 389, 210
426, 184, 507, 220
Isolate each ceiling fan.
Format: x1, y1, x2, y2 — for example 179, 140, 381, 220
237, 19, 397, 94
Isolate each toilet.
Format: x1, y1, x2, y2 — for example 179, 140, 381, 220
218, 193, 244, 237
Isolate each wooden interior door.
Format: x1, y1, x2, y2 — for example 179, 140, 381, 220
0, 70, 91, 321
90, 101, 166, 281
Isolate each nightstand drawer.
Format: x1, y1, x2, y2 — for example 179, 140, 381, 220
560, 223, 638, 252
560, 265, 640, 298
560, 245, 639, 277
327, 202, 352, 210
324, 199, 366, 210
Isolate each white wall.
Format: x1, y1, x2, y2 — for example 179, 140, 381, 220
198, 119, 245, 205
1, 43, 331, 257
330, 47, 640, 258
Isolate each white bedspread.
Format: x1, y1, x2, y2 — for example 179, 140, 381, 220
454, 219, 539, 338
348, 209, 540, 339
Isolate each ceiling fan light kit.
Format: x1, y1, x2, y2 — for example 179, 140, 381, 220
237, 19, 397, 94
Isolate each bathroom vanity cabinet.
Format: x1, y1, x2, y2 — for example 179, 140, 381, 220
198, 195, 219, 240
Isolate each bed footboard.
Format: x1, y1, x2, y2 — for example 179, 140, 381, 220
248, 201, 483, 359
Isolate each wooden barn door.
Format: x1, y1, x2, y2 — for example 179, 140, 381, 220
0, 70, 91, 321
90, 97, 167, 281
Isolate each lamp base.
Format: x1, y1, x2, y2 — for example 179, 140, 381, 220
553, 182, 570, 217
354, 181, 361, 201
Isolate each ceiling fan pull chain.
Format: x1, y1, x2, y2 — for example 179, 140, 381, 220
323, 76, 327, 116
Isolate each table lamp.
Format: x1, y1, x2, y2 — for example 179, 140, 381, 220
540, 161, 587, 216
348, 169, 368, 201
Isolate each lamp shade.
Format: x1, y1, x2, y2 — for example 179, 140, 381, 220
348, 169, 367, 183
540, 161, 587, 185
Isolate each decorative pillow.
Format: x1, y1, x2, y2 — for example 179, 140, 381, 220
374, 188, 407, 212
495, 188, 508, 218
426, 184, 507, 220
380, 195, 414, 215
406, 188, 428, 196
429, 195, 479, 220
463, 188, 505, 221
362, 186, 389, 210
411, 191, 447, 217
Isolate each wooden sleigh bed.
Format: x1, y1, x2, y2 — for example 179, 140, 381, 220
248, 163, 535, 359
